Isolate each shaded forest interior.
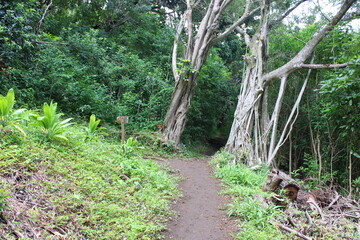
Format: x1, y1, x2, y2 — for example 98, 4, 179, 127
0, 1, 359, 239
0, 0, 359, 193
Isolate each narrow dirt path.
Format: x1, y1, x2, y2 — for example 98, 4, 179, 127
162, 158, 238, 240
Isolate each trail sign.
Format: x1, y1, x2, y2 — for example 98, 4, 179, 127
116, 116, 129, 124
116, 116, 129, 144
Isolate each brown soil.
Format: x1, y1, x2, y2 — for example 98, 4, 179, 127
162, 158, 238, 240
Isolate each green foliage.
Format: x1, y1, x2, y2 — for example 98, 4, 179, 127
353, 176, 360, 194
177, 58, 197, 81
0, 0, 40, 69
0, 88, 15, 127
215, 163, 266, 187
34, 102, 73, 141
0, 88, 27, 137
119, 137, 142, 158
183, 50, 238, 143
319, 58, 360, 143
0, 120, 178, 239
229, 198, 283, 240
211, 152, 285, 239
293, 153, 333, 189
0, 187, 9, 212
83, 114, 107, 141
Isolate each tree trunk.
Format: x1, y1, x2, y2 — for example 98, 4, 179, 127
162, 0, 257, 146
162, 74, 198, 146
225, 0, 269, 165
225, 64, 264, 165
226, 0, 356, 166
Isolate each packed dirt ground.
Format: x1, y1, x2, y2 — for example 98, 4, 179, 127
162, 158, 238, 240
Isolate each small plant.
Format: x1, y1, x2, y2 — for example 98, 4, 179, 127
161, 140, 176, 153
34, 102, 73, 141
0, 88, 26, 136
120, 137, 142, 157
353, 177, 360, 194
83, 114, 107, 141
177, 58, 197, 81
0, 89, 15, 127
0, 188, 9, 211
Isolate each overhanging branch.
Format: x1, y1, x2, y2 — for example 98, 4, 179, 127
300, 62, 350, 69
38, 0, 53, 31
214, 0, 260, 44
30, 40, 69, 45
262, 0, 356, 84
269, 0, 308, 29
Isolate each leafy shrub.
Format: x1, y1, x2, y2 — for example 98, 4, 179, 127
353, 177, 360, 195
119, 137, 143, 158
215, 163, 266, 187
83, 114, 107, 141
34, 102, 73, 141
0, 88, 15, 127
0, 88, 26, 136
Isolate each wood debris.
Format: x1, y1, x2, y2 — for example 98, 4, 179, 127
264, 168, 360, 239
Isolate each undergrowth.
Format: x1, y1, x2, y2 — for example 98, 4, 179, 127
211, 151, 287, 240
0, 124, 179, 239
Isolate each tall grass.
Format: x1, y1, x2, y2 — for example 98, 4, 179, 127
211, 151, 286, 240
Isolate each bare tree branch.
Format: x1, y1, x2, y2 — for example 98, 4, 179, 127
342, 8, 360, 21
38, 0, 53, 31
263, 0, 357, 84
267, 54, 314, 165
30, 40, 69, 45
270, 0, 308, 28
300, 62, 350, 69
172, 15, 186, 81
215, 1, 260, 43
276, 223, 313, 240
315, 0, 331, 22
267, 74, 288, 162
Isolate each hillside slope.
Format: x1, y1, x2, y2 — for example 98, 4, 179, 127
0, 131, 179, 239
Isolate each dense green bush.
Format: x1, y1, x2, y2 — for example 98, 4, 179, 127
183, 50, 238, 143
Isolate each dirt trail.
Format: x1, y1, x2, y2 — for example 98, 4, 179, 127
162, 158, 237, 240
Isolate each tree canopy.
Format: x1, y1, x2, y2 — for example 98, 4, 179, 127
1, 0, 359, 192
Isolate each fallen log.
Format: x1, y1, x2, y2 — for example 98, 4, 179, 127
275, 222, 313, 240
263, 168, 322, 212
264, 169, 360, 239
264, 168, 303, 202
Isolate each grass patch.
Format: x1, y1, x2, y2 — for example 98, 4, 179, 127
211, 151, 287, 240
0, 125, 179, 239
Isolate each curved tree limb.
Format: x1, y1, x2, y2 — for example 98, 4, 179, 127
38, 0, 53, 31
172, 15, 186, 82
267, 75, 288, 163
269, 0, 308, 29
215, 0, 260, 44
262, 0, 357, 84
300, 62, 350, 69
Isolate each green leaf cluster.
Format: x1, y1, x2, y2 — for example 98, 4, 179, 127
34, 102, 73, 141
0, 88, 15, 126
211, 152, 284, 240
83, 114, 107, 142
0, 187, 9, 212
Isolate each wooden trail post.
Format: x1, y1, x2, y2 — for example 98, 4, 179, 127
116, 116, 129, 144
